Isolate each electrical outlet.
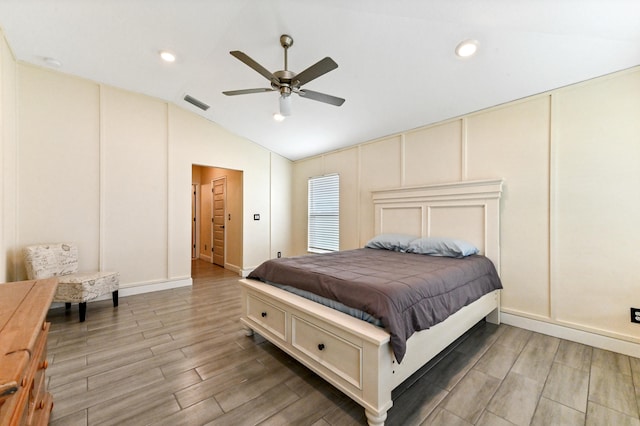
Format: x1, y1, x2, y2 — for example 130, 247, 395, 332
631, 308, 640, 324
277, 252, 282, 258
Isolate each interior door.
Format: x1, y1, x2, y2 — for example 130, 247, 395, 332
200, 183, 212, 261
191, 184, 197, 259
211, 177, 226, 267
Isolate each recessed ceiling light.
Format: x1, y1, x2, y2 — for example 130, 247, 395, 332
43, 57, 62, 67
159, 51, 176, 63
455, 40, 479, 58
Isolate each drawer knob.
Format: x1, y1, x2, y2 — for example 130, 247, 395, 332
317, 343, 325, 351
40, 360, 49, 370
261, 312, 267, 318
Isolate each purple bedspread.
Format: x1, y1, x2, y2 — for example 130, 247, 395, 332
247, 248, 502, 362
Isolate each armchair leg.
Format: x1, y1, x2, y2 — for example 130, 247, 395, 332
65, 303, 71, 311
112, 290, 119, 307
79, 302, 87, 322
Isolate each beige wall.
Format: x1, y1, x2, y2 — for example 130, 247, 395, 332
270, 154, 293, 259
0, 29, 293, 288
292, 67, 640, 351
102, 86, 168, 284
1, 32, 17, 281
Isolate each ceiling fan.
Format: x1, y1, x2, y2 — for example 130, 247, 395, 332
223, 34, 345, 118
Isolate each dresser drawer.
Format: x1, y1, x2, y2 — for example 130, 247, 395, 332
29, 322, 49, 413
246, 294, 287, 341
291, 315, 362, 389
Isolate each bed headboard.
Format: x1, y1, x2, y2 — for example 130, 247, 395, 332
371, 179, 503, 272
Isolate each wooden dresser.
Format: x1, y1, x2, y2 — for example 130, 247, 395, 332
0, 278, 57, 426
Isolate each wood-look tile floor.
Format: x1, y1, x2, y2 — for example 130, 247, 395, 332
45, 260, 640, 426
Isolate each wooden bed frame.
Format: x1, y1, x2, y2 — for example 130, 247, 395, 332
238, 179, 503, 425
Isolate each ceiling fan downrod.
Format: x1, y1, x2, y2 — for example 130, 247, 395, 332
280, 34, 293, 71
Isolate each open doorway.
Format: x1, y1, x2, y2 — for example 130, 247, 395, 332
191, 165, 243, 275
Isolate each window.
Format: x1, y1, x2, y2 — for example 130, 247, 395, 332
308, 174, 339, 253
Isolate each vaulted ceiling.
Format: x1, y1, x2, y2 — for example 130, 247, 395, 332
1, 0, 639, 160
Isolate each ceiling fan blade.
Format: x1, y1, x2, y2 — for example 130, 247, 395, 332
294, 57, 338, 87
223, 88, 275, 96
230, 51, 280, 86
297, 89, 345, 106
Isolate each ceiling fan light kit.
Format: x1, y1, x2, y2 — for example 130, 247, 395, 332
43, 57, 62, 68
223, 34, 345, 117
279, 94, 292, 117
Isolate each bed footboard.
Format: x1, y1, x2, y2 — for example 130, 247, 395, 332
238, 278, 500, 426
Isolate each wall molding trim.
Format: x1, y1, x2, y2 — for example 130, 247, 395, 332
501, 312, 640, 358
224, 262, 242, 276
119, 277, 192, 297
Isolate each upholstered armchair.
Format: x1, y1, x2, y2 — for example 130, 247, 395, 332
23, 243, 119, 322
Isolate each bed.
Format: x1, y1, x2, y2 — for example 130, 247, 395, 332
238, 179, 503, 425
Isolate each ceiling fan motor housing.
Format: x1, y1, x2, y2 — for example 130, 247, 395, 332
273, 70, 296, 95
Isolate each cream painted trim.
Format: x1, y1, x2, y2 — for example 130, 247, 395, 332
501, 312, 640, 358
4, 38, 20, 281
99, 84, 106, 270
165, 102, 171, 279
224, 261, 242, 276
461, 117, 468, 181
399, 133, 406, 186
356, 145, 362, 246
548, 92, 558, 321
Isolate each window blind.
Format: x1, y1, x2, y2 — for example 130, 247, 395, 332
308, 174, 339, 252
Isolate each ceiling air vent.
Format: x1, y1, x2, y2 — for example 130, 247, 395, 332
184, 94, 210, 111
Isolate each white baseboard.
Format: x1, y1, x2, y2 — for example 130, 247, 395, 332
501, 312, 640, 358
118, 277, 192, 297
224, 262, 243, 276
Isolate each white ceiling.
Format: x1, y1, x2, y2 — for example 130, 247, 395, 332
1, 0, 639, 161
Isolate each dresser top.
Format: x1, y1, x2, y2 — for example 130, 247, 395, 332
0, 278, 57, 396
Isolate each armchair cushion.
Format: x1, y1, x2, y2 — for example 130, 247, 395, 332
52, 271, 119, 303
23, 243, 79, 279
